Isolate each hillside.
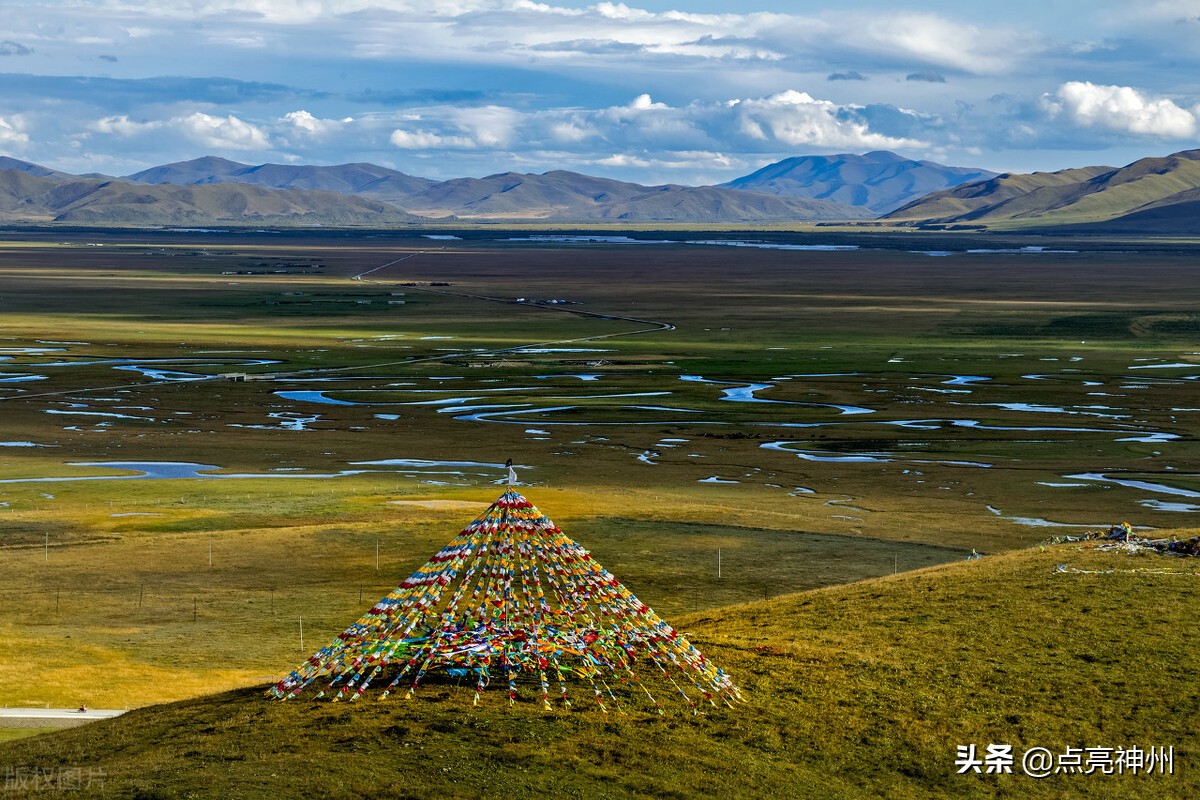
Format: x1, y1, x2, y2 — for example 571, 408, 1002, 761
0, 158, 875, 224
1047, 188, 1200, 234
2, 545, 1194, 799
128, 157, 438, 204
887, 149, 1200, 227
720, 151, 995, 214
0, 156, 72, 180
885, 166, 1114, 221
398, 170, 869, 221
0, 169, 422, 225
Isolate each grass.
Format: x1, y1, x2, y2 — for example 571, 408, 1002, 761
0, 480, 967, 709
0, 730, 46, 744
0, 545, 1195, 799
1, 229, 1199, 796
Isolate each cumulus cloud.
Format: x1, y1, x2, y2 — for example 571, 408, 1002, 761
0, 116, 30, 146
389, 128, 477, 149
92, 111, 271, 149
278, 110, 353, 138
628, 93, 669, 111
1045, 81, 1198, 138
729, 91, 926, 149
385, 91, 927, 158
828, 71, 866, 81
906, 71, 946, 83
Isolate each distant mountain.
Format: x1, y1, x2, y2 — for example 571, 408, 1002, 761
0, 156, 72, 179
122, 159, 868, 221
886, 149, 1200, 227
397, 170, 869, 221
38, 148, 1200, 228
0, 169, 421, 225
127, 157, 437, 205
127, 155, 251, 185
719, 151, 995, 214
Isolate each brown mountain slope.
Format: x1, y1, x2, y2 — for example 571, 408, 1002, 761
0, 170, 420, 225
400, 170, 870, 221
127, 157, 437, 203
886, 149, 1200, 227
885, 166, 1113, 221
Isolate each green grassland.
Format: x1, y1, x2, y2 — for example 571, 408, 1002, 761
1, 545, 1196, 799
1, 229, 1199, 796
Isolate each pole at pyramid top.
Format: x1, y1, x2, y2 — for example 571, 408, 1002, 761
505, 457, 517, 487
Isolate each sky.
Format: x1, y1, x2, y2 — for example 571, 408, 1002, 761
2, 0, 1200, 184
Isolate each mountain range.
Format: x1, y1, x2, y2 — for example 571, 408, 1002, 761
125, 157, 872, 222
0, 152, 992, 225
0, 168, 421, 225
887, 149, 1200, 231
2, 148, 1199, 229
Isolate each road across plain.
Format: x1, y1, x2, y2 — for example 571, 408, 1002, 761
0, 708, 126, 728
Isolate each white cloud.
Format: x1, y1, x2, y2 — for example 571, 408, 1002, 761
388, 129, 476, 149
1046, 81, 1198, 138
92, 112, 271, 150
837, 12, 1027, 74
279, 110, 353, 137
447, 105, 522, 148
729, 90, 925, 150
383, 91, 927, 158
80, 1, 1033, 76
547, 121, 592, 143
0, 115, 30, 146
177, 113, 270, 149
92, 115, 148, 137
594, 150, 738, 171
629, 93, 669, 111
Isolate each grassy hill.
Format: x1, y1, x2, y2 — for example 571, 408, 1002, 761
2, 544, 1195, 799
886, 150, 1200, 228
884, 166, 1114, 222
1045, 187, 1200, 235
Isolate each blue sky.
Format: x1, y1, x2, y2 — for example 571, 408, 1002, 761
2, 1, 1200, 183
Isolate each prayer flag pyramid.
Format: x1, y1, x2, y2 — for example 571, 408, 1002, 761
268, 488, 741, 712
